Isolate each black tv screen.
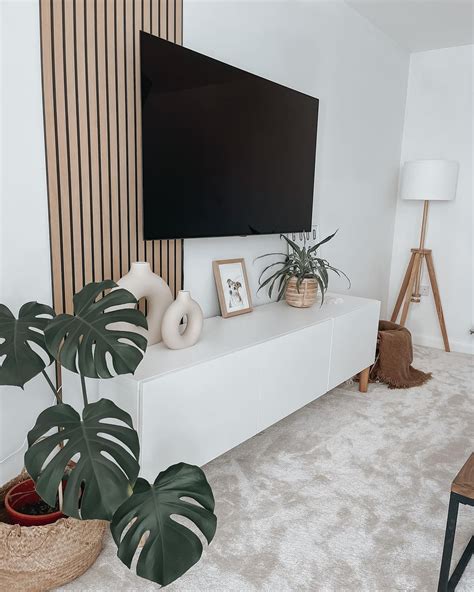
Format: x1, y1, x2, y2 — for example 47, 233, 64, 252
141, 32, 319, 240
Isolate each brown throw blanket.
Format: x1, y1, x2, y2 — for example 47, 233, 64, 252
370, 320, 432, 389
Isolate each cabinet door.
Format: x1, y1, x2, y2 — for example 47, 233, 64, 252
139, 348, 260, 479
327, 301, 380, 390
257, 321, 332, 431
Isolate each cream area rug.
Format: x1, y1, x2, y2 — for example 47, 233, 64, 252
59, 346, 473, 591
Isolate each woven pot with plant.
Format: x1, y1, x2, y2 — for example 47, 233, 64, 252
257, 232, 350, 308
0, 470, 107, 591
0, 280, 218, 589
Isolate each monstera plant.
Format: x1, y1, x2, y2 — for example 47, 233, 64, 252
0, 280, 217, 586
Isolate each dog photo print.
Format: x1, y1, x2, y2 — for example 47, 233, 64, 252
213, 258, 253, 318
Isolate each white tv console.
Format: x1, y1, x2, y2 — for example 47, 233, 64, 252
108, 293, 380, 479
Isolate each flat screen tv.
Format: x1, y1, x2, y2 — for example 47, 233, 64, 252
141, 32, 319, 240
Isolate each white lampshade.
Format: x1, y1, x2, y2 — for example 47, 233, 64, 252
400, 160, 459, 201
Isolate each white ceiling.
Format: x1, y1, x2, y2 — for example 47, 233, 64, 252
346, 0, 474, 52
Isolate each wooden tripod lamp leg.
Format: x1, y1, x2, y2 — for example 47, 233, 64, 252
425, 252, 450, 352
400, 252, 421, 326
391, 252, 416, 322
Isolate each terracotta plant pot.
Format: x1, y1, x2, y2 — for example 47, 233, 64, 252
5, 478, 64, 527
285, 277, 318, 308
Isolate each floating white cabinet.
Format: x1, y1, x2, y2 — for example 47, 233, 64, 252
256, 322, 332, 432
140, 348, 260, 481
328, 303, 381, 390
108, 294, 380, 480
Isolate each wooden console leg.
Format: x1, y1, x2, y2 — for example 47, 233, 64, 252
359, 367, 370, 393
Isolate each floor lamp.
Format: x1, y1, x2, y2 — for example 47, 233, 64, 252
391, 160, 459, 352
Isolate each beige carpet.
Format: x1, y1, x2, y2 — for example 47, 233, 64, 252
59, 346, 473, 591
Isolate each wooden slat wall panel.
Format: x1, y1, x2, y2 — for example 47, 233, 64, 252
40, 0, 183, 314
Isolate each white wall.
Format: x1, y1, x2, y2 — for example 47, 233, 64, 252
0, 0, 410, 480
183, 0, 409, 317
388, 45, 473, 354
0, 0, 55, 483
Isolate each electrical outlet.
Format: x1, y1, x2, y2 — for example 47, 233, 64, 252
283, 225, 320, 249
420, 285, 430, 296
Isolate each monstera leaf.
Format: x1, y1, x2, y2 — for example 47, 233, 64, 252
111, 463, 217, 586
45, 280, 147, 378
25, 398, 140, 520
0, 302, 55, 387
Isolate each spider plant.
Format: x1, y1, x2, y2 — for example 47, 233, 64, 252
256, 231, 350, 304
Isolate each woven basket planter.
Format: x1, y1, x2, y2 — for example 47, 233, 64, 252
285, 277, 318, 308
0, 471, 107, 591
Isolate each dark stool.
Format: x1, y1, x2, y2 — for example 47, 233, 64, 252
438, 453, 474, 591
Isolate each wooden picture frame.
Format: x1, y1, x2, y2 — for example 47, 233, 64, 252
213, 258, 253, 318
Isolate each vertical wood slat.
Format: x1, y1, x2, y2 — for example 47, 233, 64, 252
85, 0, 103, 283
167, 0, 174, 43
40, 0, 183, 315
125, 0, 137, 271
175, 0, 182, 45
96, 0, 112, 281
142, 0, 152, 274
160, 0, 167, 38
134, 0, 145, 265
151, 0, 161, 277
175, 0, 184, 293
105, 0, 121, 281
52, 0, 74, 311
64, 0, 83, 293
115, 0, 128, 277
171, 0, 178, 296
75, 0, 94, 287
40, 0, 64, 313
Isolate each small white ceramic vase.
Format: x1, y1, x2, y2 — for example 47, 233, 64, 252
161, 290, 203, 350
117, 261, 173, 345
